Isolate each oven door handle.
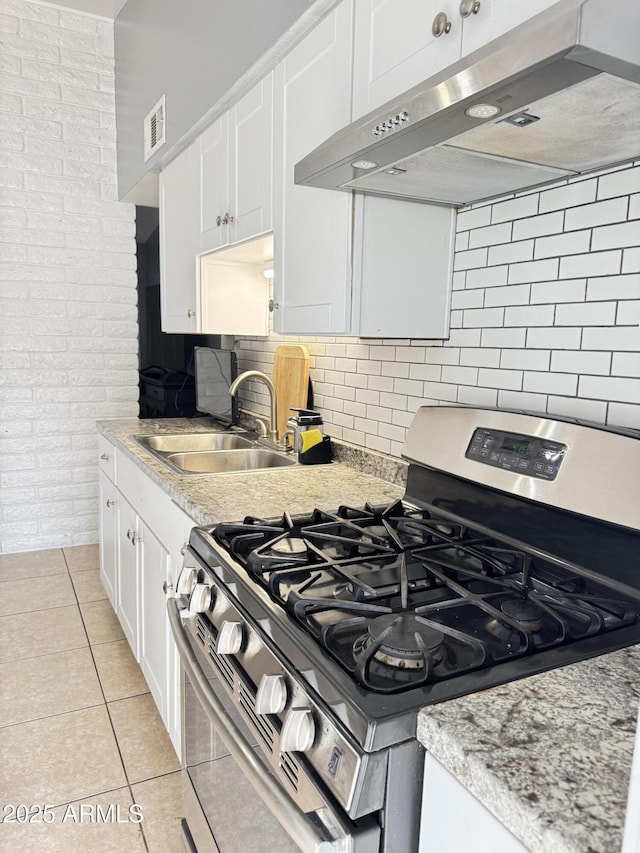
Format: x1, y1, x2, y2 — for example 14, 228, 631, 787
167, 597, 354, 853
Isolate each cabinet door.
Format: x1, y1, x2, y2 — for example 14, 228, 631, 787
98, 472, 117, 609
460, 0, 562, 57
419, 753, 527, 852
140, 520, 169, 722
352, 195, 455, 338
159, 141, 201, 333
352, 0, 461, 120
230, 72, 273, 243
117, 498, 140, 660
201, 114, 230, 252
273, 0, 354, 335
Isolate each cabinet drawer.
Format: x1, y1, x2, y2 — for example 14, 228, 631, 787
98, 434, 116, 482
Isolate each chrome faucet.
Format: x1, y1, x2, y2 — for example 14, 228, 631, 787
228, 370, 279, 444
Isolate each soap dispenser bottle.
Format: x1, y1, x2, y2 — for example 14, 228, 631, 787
287, 409, 332, 463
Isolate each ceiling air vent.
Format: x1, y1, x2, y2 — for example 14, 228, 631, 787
144, 95, 166, 162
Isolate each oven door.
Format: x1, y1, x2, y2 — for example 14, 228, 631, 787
168, 598, 379, 853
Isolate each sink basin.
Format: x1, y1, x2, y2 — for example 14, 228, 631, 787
165, 449, 296, 474
136, 432, 254, 454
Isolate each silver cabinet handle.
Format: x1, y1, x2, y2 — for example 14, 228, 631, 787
216, 214, 222, 226
126, 528, 133, 540
459, 0, 481, 16
106, 498, 115, 508
187, 308, 196, 318
432, 11, 452, 36
222, 212, 234, 225
162, 580, 174, 594
100, 453, 109, 461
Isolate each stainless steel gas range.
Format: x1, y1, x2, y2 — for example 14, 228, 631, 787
168, 406, 640, 853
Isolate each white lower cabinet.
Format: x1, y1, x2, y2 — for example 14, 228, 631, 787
116, 496, 140, 659
419, 752, 527, 852
98, 472, 117, 608
98, 439, 195, 755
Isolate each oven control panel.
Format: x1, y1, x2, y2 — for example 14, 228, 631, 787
465, 428, 567, 480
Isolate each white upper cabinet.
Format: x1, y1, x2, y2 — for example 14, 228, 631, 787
159, 75, 273, 335
352, 0, 562, 119
159, 141, 200, 333
201, 73, 274, 252
273, 0, 354, 335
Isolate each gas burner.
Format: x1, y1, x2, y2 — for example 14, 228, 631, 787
500, 597, 545, 631
270, 537, 308, 555
362, 614, 445, 670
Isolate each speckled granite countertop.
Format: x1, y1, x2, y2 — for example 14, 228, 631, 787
97, 417, 406, 526
418, 645, 640, 852
98, 417, 639, 853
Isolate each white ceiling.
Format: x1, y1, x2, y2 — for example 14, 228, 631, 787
48, 0, 128, 18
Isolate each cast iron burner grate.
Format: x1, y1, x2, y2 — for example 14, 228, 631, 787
212, 500, 640, 694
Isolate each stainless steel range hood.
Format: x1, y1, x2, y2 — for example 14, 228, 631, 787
294, 0, 640, 207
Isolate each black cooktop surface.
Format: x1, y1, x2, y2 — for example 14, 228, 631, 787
212, 499, 640, 695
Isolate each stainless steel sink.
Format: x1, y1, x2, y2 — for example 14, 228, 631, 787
136, 432, 253, 453
165, 448, 296, 474
134, 431, 296, 475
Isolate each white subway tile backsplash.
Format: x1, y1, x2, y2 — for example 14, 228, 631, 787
617, 300, 640, 325
555, 301, 617, 326
534, 230, 591, 259
480, 327, 527, 349
465, 264, 509, 289
468, 222, 512, 249
462, 307, 504, 327
592, 221, 640, 252
508, 258, 559, 284
597, 166, 640, 200
579, 375, 640, 404
526, 327, 582, 349
483, 284, 530, 307
622, 247, 640, 272
523, 371, 578, 396
581, 326, 640, 351
551, 350, 611, 375
546, 396, 608, 423
512, 211, 564, 241
500, 350, 551, 371
564, 197, 628, 231
456, 205, 492, 232
454, 247, 489, 271
491, 194, 538, 223
612, 352, 640, 377
487, 239, 534, 266
477, 368, 523, 391
607, 403, 640, 429
504, 304, 555, 327
538, 179, 597, 213
559, 251, 622, 279
530, 279, 586, 304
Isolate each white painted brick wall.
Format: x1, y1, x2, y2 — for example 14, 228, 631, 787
0, 0, 137, 553
236, 161, 640, 458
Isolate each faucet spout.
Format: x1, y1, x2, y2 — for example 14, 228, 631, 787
229, 370, 278, 444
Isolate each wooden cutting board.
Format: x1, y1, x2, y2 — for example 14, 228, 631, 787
273, 344, 310, 439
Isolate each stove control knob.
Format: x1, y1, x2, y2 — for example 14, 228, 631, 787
217, 620, 243, 655
255, 674, 288, 715
280, 708, 315, 753
188, 583, 214, 614
176, 566, 198, 596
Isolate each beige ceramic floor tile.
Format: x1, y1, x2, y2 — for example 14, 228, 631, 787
92, 639, 148, 702
108, 693, 180, 784
132, 771, 183, 853
64, 543, 100, 574
0, 548, 67, 582
70, 568, 107, 604
0, 786, 146, 853
0, 647, 103, 727
0, 605, 87, 664
0, 573, 76, 617
0, 705, 127, 806
80, 599, 125, 645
